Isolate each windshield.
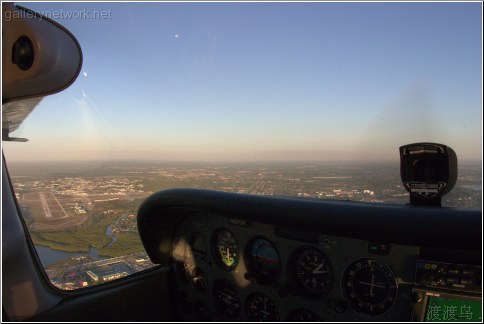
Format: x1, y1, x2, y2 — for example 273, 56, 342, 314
2, 1, 482, 290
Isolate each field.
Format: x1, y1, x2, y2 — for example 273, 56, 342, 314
27, 198, 145, 258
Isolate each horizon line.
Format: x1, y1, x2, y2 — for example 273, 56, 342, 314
5, 158, 483, 165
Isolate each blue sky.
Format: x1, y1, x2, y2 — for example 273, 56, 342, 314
3, 1, 482, 162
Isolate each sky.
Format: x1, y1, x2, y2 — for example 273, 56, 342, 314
2, 1, 483, 163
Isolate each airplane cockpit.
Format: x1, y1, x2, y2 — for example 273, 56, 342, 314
135, 142, 481, 321
2, 2, 482, 322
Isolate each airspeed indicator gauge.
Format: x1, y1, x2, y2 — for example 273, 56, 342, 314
212, 228, 239, 271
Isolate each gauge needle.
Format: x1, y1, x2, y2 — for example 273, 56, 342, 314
359, 282, 386, 289
358, 279, 386, 290
225, 247, 232, 264
312, 263, 328, 274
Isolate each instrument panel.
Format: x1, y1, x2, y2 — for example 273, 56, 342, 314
137, 189, 481, 322
170, 212, 419, 321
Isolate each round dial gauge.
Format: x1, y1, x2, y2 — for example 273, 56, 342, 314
190, 232, 207, 258
286, 308, 321, 322
341, 257, 398, 316
212, 228, 239, 271
212, 279, 240, 318
246, 293, 279, 322
290, 246, 334, 298
245, 237, 281, 284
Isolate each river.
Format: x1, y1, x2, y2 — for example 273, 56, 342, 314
105, 214, 125, 248
34, 245, 105, 268
35, 244, 135, 276
35, 215, 126, 268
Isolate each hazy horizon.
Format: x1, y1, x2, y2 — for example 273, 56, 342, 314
4, 157, 481, 170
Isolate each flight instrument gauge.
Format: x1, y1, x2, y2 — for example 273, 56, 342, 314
341, 257, 398, 316
245, 236, 281, 284
212, 279, 240, 318
190, 232, 207, 258
212, 228, 239, 271
290, 246, 334, 298
246, 292, 280, 321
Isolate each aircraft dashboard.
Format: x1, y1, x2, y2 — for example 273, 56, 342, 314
137, 189, 482, 322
